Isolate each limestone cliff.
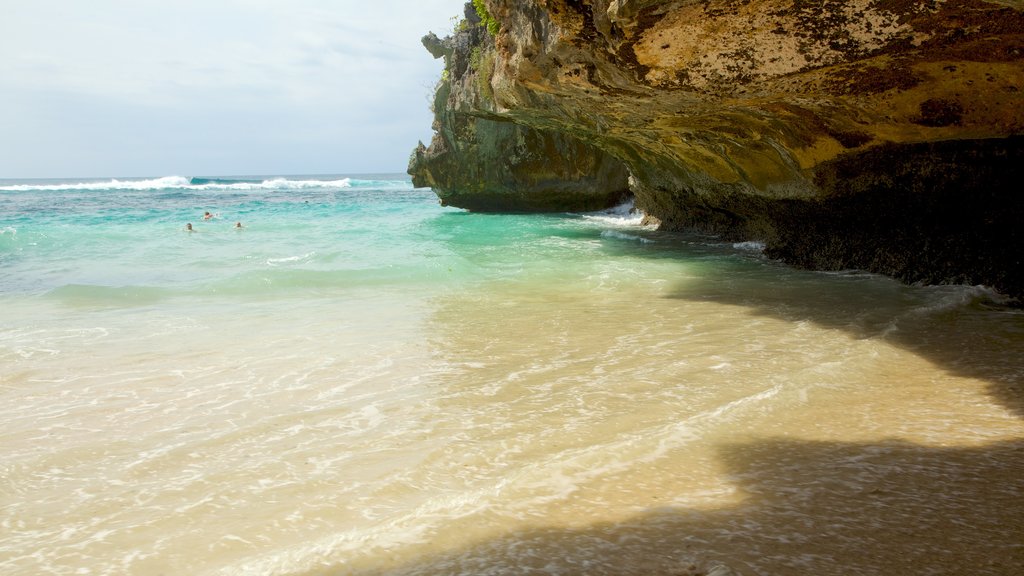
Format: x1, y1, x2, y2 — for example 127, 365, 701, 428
410, 4, 631, 211
409, 0, 1024, 298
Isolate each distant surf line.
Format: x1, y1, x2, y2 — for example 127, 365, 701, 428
0, 176, 360, 192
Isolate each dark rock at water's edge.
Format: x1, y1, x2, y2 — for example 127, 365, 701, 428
773, 137, 1024, 295
646, 137, 1024, 294
409, 1, 1024, 298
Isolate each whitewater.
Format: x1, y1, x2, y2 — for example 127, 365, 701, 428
1, 174, 1022, 575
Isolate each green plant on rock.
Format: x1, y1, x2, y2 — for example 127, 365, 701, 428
472, 0, 500, 36
476, 51, 496, 103
469, 47, 482, 72
467, 46, 496, 103
447, 15, 469, 36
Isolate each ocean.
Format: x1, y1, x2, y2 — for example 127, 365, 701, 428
1, 174, 1022, 575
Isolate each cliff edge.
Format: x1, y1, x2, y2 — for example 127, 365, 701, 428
410, 0, 1024, 298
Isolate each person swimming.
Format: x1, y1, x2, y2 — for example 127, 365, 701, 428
185, 223, 194, 232
203, 211, 213, 220
234, 222, 243, 229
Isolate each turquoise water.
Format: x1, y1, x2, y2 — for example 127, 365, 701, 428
0, 175, 688, 301
2, 175, 1023, 575
0, 175, 457, 298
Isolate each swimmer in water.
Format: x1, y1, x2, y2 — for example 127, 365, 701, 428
185, 223, 194, 232
203, 211, 213, 220
234, 222, 243, 229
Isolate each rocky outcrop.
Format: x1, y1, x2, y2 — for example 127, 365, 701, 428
409, 0, 1024, 298
410, 5, 631, 212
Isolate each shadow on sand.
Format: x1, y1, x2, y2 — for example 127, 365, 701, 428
307, 256, 1024, 576
310, 438, 1023, 575
662, 261, 1024, 419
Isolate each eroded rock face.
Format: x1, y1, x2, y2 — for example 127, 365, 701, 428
409, 118, 632, 212
410, 0, 1024, 297
409, 7, 631, 212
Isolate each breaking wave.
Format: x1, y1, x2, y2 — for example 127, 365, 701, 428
0, 176, 405, 192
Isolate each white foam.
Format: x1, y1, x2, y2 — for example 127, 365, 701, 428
579, 199, 652, 228
266, 252, 315, 266
732, 241, 765, 252
0, 176, 361, 192
601, 230, 654, 243
253, 178, 351, 190
0, 176, 192, 192
904, 284, 1018, 318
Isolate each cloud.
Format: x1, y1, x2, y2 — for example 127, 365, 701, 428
0, 0, 467, 177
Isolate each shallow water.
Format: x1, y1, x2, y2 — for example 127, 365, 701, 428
1, 176, 1022, 575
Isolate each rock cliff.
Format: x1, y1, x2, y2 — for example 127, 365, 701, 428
409, 0, 1024, 298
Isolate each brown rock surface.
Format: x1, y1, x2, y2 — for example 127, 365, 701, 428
410, 0, 1024, 298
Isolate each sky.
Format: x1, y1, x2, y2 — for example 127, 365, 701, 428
0, 0, 468, 178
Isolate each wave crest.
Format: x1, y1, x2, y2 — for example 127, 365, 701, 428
0, 176, 391, 192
